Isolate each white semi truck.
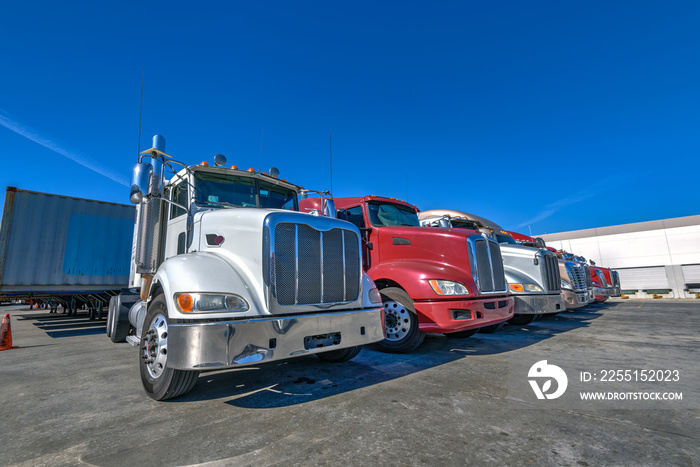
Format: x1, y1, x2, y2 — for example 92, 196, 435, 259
418, 209, 565, 326
107, 136, 385, 400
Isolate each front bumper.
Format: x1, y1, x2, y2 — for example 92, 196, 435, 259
592, 287, 609, 302
562, 290, 589, 310
166, 307, 384, 371
415, 296, 514, 334
513, 293, 566, 315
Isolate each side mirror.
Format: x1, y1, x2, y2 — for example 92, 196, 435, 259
323, 198, 336, 218
130, 162, 152, 204
438, 218, 450, 228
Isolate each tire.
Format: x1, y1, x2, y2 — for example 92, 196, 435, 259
108, 295, 130, 343
444, 329, 478, 338
139, 295, 199, 401
478, 322, 505, 334
508, 314, 537, 326
316, 346, 362, 362
374, 287, 424, 353
106, 296, 117, 338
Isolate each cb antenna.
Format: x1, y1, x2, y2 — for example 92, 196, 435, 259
329, 133, 333, 195
137, 67, 144, 155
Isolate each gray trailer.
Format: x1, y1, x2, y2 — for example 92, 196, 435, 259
0, 187, 135, 317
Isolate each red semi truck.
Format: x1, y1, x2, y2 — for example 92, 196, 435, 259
329, 195, 514, 353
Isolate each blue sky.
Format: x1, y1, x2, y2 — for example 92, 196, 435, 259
1, 1, 698, 235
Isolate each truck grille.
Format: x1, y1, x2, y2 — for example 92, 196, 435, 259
566, 262, 588, 292
542, 253, 561, 292
469, 236, 507, 294
596, 270, 608, 287
266, 222, 360, 307
610, 270, 620, 287
583, 265, 592, 289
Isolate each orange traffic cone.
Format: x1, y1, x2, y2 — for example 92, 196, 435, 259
0, 313, 18, 351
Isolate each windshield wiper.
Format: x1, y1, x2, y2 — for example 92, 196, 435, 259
201, 201, 239, 208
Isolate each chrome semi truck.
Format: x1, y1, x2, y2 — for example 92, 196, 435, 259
419, 210, 564, 325
107, 135, 385, 400
509, 233, 591, 310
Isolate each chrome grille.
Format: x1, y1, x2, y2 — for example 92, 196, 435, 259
468, 236, 507, 294
566, 262, 588, 292
583, 265, 592, 288
596, 270, 608, 287
268, 222, 360, 307
543, 253, 561, 292
611, 270, 620, 287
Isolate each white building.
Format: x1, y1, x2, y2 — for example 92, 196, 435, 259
539, 215, 700, 299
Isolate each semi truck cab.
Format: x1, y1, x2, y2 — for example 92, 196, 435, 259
419, 211, 565, 326
108, 136, 385, 400
333, 196, 513, 353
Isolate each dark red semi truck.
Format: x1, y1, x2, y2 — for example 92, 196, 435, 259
326, 195, 514, 353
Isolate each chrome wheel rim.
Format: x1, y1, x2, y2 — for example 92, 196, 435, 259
384, 300, 411, 341
142, 314, 168, 379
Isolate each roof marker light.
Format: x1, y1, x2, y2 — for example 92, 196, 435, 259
201, 161, 209, 166
230, 165, 239, 170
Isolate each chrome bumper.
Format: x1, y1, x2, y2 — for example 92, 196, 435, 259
513, 293, 566, 315
166, 307, 384, 370
562, 290, 589, 309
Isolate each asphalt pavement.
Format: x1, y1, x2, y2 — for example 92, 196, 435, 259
0, 298, 698, 466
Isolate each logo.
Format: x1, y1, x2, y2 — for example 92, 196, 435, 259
528, 360, 568, 400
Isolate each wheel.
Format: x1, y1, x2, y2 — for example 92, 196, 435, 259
478, 322, 505, 334
106, 296, 116, 338
374, 287, 424, 353
108, 295, 130, 343
316, 346, 362, 362
139, 295, 199, 401
508, 314, 537, 326
444, 329, 478, 338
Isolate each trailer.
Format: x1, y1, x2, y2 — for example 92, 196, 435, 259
0, 187, 135, 317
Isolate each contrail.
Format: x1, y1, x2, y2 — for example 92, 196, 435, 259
0, 110, 129, 187
516, 191, 596, 228
516, 173, 637, 230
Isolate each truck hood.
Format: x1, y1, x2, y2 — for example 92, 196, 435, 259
376, 225, 479, 265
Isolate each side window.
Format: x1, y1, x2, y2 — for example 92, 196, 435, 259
170, 182, 188, 219
345, 206, 365, 230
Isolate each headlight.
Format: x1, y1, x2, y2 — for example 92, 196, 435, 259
428, 280, 470, 296
561, 279, 573, 290
509, 283, 543, 293
175, 293, 249, 313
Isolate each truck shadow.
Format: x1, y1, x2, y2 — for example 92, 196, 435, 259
177, 307, 604, 407
18, 313, 106, 338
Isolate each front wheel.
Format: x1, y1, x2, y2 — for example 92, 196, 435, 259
444, 329, 478, 338
140, 295, 199, 401
316, 346, 362, 362
374, 287, 424, 353
478, 322, 505, 334
507, 314, 537, 326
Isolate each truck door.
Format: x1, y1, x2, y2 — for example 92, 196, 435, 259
164, 181, 188, 259
343, 205, 373, 270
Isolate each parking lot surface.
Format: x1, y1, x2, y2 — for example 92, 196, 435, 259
1, 299, 698, 466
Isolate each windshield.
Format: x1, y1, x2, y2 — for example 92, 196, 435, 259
449, 219, 481, 230
367, 202, 420, 227
194, 171, 298, 210
494, 233, 517, 245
